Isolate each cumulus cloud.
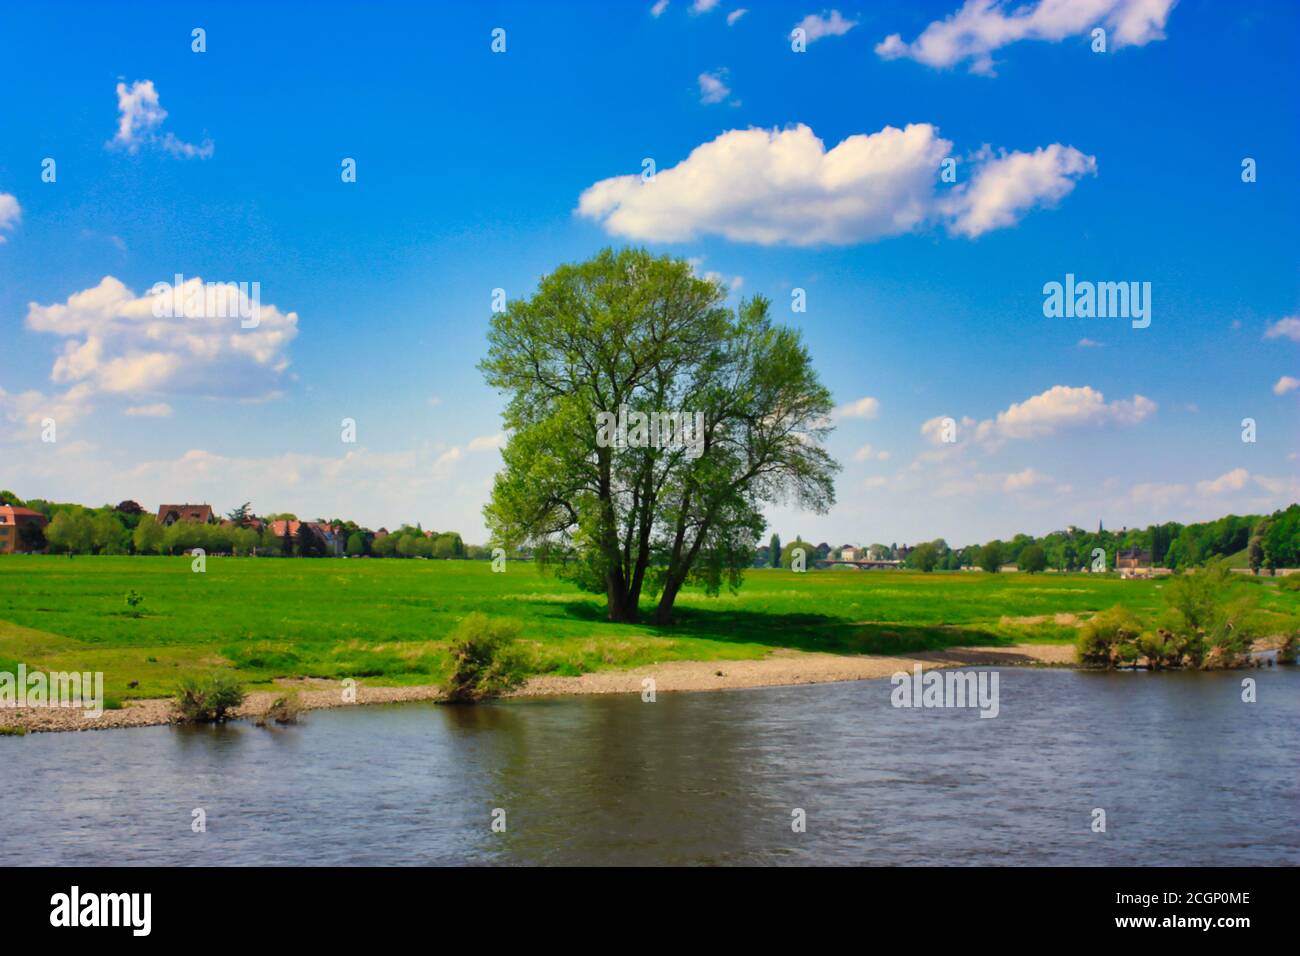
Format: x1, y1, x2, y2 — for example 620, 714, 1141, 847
24, 276, 298, 407
1002, 467, 1048, 492
651, 0, 669, 16
944, 144, 1096, 237
793, 10, 858, 43
727, 9, 748, 25
108, 80, 213, 159
577, 124, 1094, 246
692, 0, 720, 12
1264, 316, 1300, 343
853, 443, 890, 462
835, 396, 881, 419
467, 432, 507, 452
1273, 375, 1300, 396
0, 192, 20, 242
1077, 337, 1104, 348
876, 0, 1177, 74
1197, 468, 1249, 496
974, 385, 1155, 443
698, 69, 732, 104
0, 383, 94, 435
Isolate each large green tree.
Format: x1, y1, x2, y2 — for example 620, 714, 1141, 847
481, 248, 839, 624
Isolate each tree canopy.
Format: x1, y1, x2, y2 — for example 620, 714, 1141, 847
481, 248, 838, 623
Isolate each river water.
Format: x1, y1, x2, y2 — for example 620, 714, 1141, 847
3, 667, 1297, 865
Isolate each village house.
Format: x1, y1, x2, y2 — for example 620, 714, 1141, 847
157, 503, 214, 526
1116, 547, 1153, 570
269, 519, 346, 556
0, 505, 49, 554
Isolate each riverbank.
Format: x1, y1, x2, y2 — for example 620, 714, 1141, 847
0, 643, 1075, 734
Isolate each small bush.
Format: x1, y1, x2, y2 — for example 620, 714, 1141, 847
175, 673, 246, 722
255, 693, 303, 727
124, 589, 145, 617
441, 613, 527, 703
1279, 631, 1299, 666
1076, 607, 1144, 668
0, 726, 27, 737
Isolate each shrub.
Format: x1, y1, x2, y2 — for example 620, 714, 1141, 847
1076, 606, 1144, 668
0, 726, 27, 737
1160, 560, 1261, 668
175, 674, 246, 722
255, 693, 303, 727
124, 589, 145, 617
1275, 629, 1298, 666
441, 613, 527, 703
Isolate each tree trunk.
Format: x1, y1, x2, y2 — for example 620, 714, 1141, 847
607, 572, 639, 623
652, 575, 683, 625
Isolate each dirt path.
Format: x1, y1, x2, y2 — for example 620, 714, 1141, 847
0, 644, 1075, 734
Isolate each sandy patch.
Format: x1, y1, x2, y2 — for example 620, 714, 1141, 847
0, 644, 1075, 734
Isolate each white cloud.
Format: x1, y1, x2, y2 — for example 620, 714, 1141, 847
467, 432, 507, 452
944, 144, 1096, 238
125, 403, 173, 417
1129, 481, 1188, 508
1002, 467, 1047, 492
920, 414, 976, 447
876, 0, 1177, 75
578, 124, 1093, 246
1197, 468, 1249, 496
793, 10, 858, 43
727, 9, 748, 26
108, 80, 213, 159
698, 69, 732, 105
1273, 375, 1300, 396
1077, 337, 1104, 348
835, 396, 880, 419
692, 0, 720, 12
24, 276, 298, 409
973, 385, 1155, 443
1264, 316, 1300, 343
0, 192, 20, 242
0, 383, 94, 436
853, 443, 891, 462
651, 0, 670, 16
1254, 473, 1300, 498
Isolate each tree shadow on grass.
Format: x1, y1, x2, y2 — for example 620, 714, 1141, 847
557, 601, 1008, 656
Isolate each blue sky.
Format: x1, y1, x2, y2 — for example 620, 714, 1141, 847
0, 0, 1296, 546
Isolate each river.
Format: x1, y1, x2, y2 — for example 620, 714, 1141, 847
3, 667, 1296, 865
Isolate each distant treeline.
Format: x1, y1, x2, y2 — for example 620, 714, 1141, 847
770, 504, 1300, 573
0, 492, 489, 559
962, 505, 1300, 572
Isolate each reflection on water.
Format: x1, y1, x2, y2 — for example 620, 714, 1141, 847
3, 668, 1297, 865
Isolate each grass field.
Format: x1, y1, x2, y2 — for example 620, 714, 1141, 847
2, 555, 1297, 700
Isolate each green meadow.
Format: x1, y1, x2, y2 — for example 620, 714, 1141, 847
2, 555, 1297, 700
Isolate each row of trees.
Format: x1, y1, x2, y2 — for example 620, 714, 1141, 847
0, 491, 483, 559
824, 506, 1300, 574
